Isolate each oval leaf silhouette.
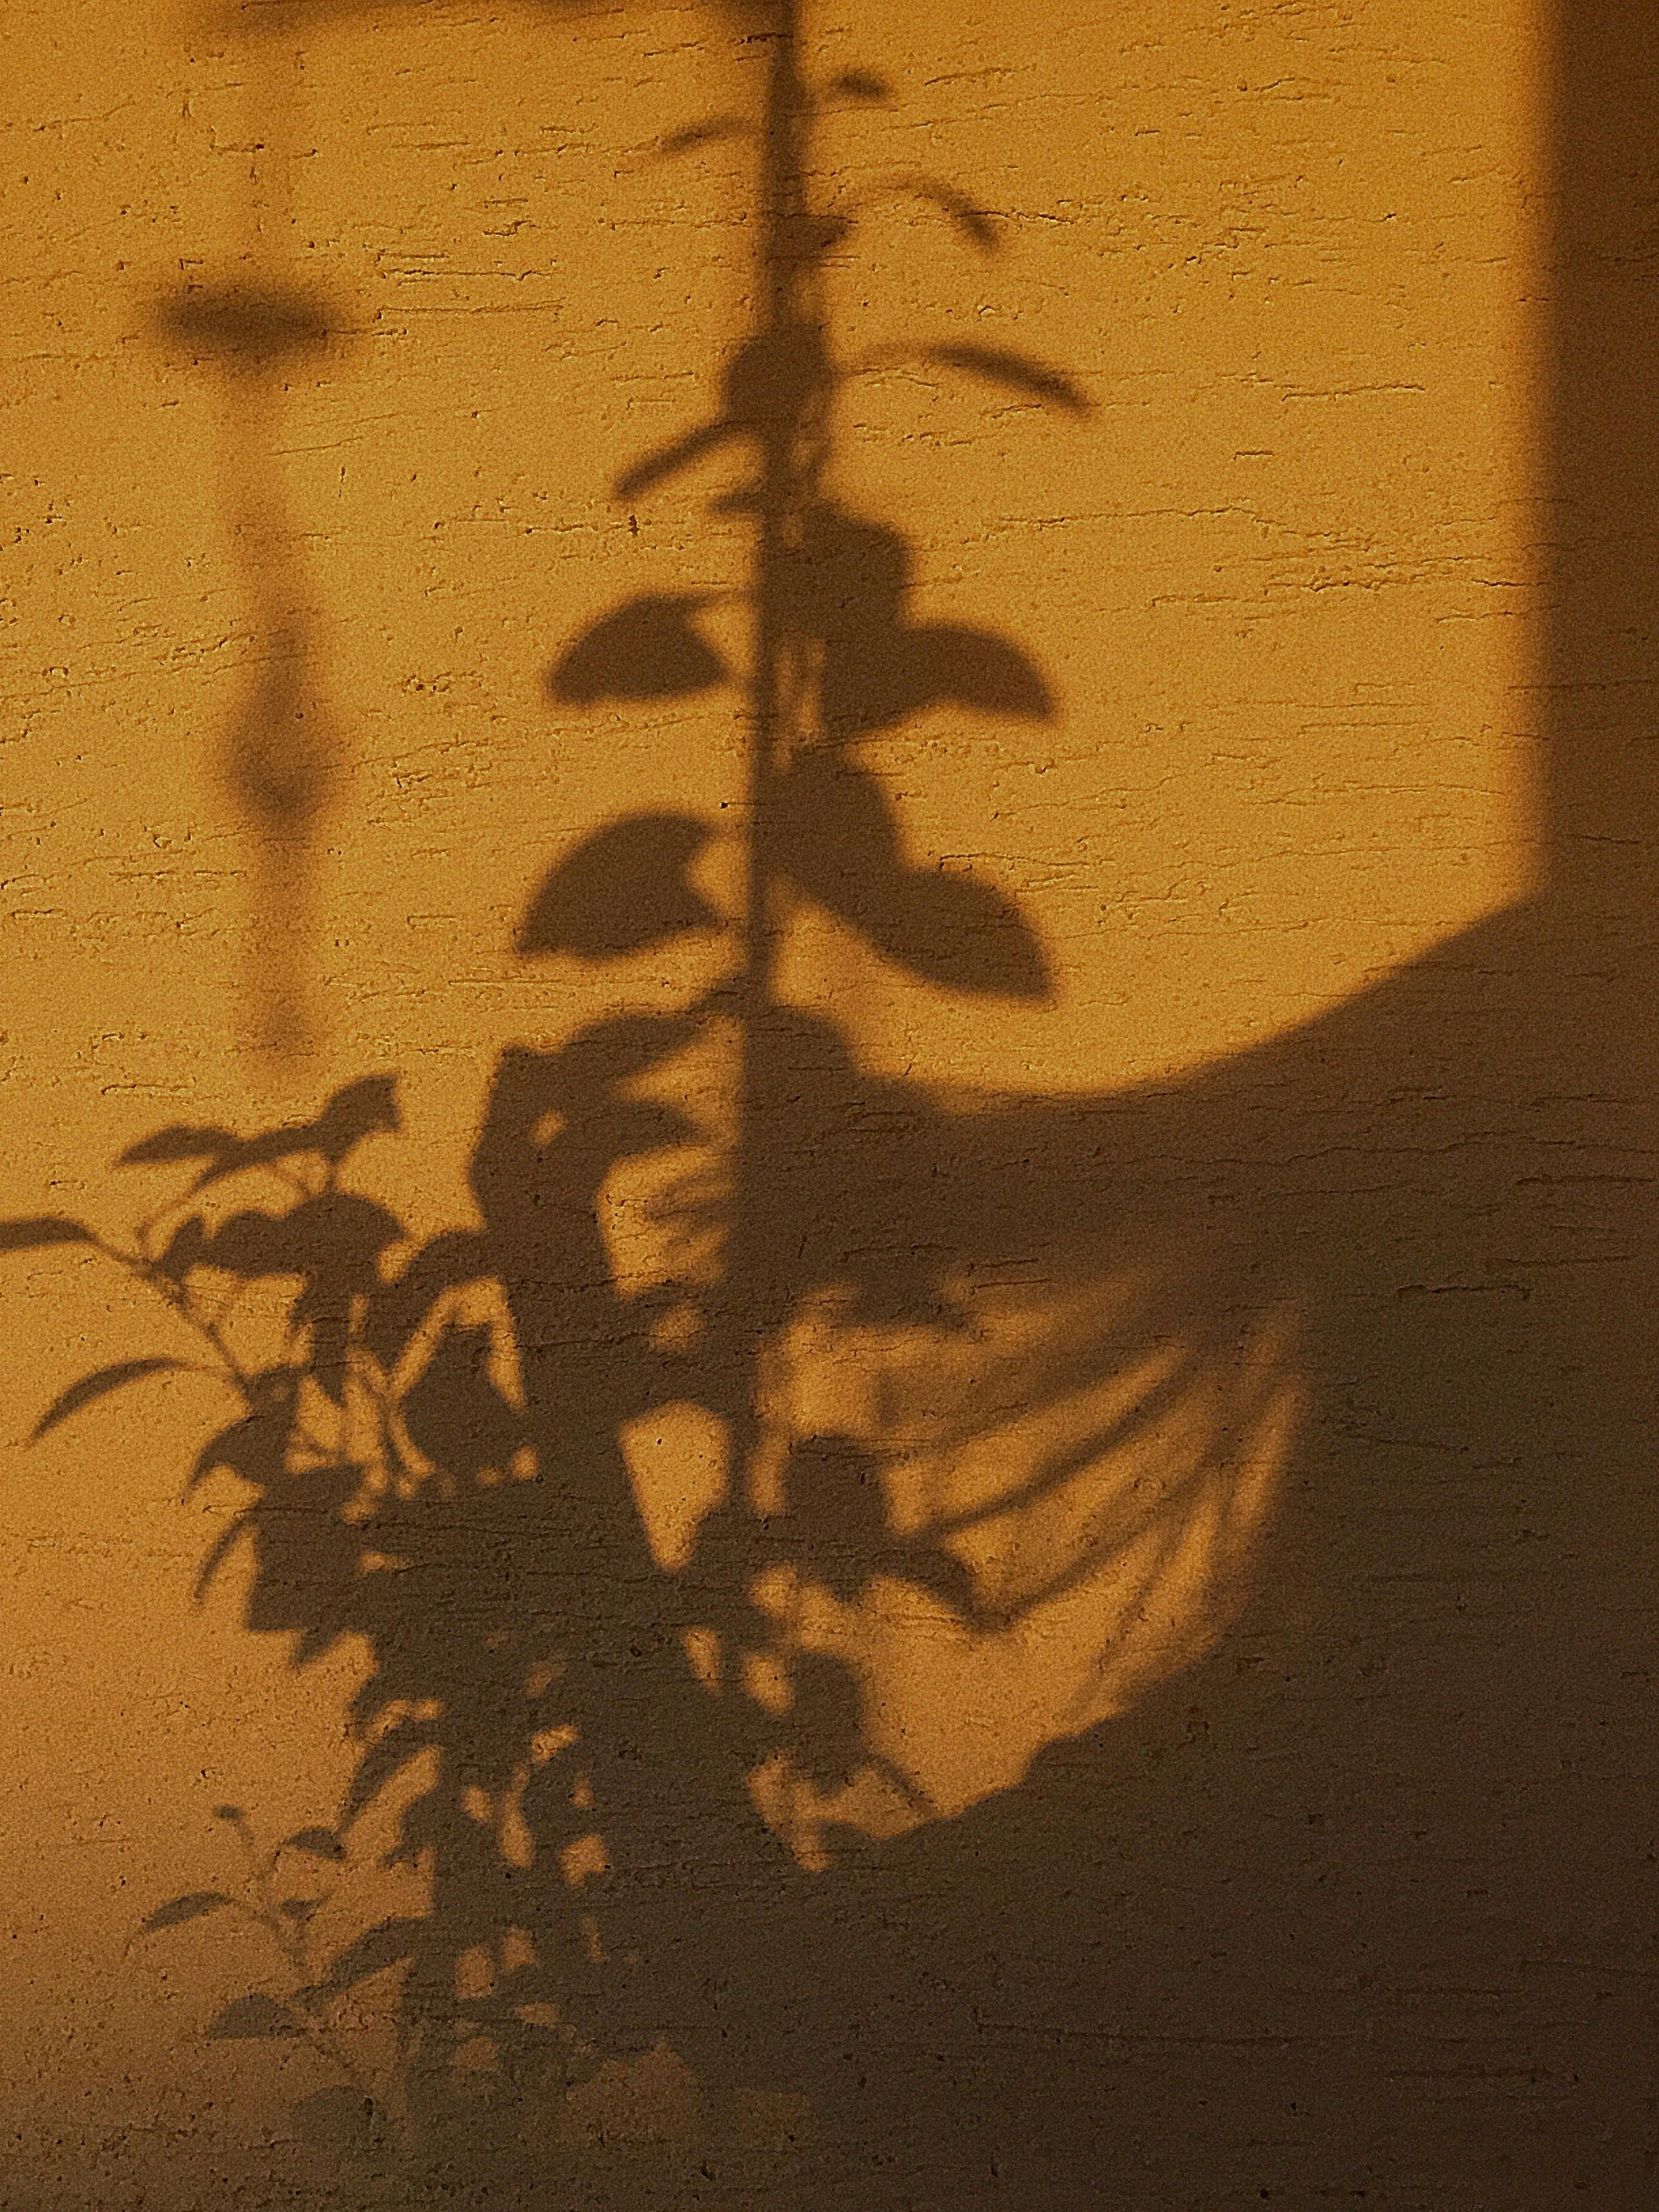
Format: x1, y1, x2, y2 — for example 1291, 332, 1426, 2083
922, 342, 1092, 415
776, 757, 1049, 998
156, 284, 335, 369
550, 593, 728, 704
516, 812, 722, 958
657, 115, 752, 158
906, 624, 1053, 718
283, 1825, 347, 1861
0, 1216, 93, 1254
832, 67, 893, 103
140, 1891, 233, 1934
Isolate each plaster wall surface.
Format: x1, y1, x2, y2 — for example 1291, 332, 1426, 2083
8, 2, 1655, 2208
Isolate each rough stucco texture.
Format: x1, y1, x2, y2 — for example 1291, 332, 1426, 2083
15, 1, 1651, 2208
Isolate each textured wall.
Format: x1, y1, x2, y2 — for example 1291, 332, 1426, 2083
12, 2, 1651, 2208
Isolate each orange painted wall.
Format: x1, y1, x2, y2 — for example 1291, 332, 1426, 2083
13, 2, 1655, 2207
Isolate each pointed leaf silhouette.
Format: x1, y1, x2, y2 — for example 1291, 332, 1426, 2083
362, 1228, 490, 1372
785, 505, 1048, 733
140, 1891, 234, 1933
468, 1019, 703, 1240
775, 756, 1049, 999
191, 1075, 399, 1190
194, 1509, 255, 1600
314, 1914, 422, 1995
906, 624, 1053, 718
197, 1195, 400, 1291
0, 1216, 94, 1255
205, 1991, 301, 2040
817, 642, 914, 739
116, 1125, 236, 1167
881, 869, 1051, 999
922, 343, 1092, 415
187, 1403, 292, 1496
33, 1357, 187, 1440
787, 505, 911, 636
881, 1537, 982, 1623
820, 622, 1052, 736
614, 420, 738, 500
543, 1007, 706, 1095
155, 1216, 208, 1279
775, 751, 902, 870
201, 1210, 302, 1278
516, 811, 721, 958
290, 1621, 347, 1669
309, 1074, 400, 1164
550, 594, 728, 704
342, 1713, 442, 1822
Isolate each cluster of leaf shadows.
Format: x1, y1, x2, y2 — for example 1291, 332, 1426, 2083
0, 984, 1088, 2197
3, 25, 1111, 2203
16, 7, 1659, 2210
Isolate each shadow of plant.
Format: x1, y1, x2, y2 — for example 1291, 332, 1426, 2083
3, 2, 1096, 2190
13, 5, 1659, 2209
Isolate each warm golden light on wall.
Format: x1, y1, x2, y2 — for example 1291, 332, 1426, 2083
3, 0, 1605, 2204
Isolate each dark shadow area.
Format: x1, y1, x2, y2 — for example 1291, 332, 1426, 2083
10, 4, 1659, 2208
745, 12, 1659, 2207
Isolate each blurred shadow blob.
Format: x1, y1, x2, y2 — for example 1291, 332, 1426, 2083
154, 281, 337, 376
151, 278, 360, 1055
221, 624, 337, 839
